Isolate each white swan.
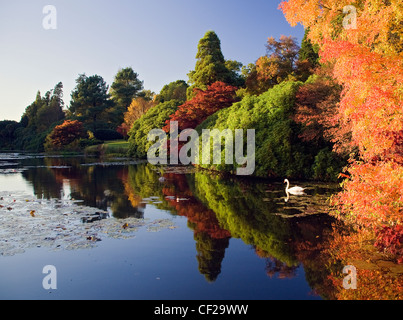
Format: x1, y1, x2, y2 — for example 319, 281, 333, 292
284, 179, 305, 195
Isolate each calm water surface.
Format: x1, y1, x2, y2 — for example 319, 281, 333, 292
0, 153, 341, 300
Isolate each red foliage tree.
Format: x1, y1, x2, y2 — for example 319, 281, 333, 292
163, 81, 238, 132
46, 120, 87, 150
294, 69, 355, 156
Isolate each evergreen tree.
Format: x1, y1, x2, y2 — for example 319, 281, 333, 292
16, 82, 65, 151
69, 74, 111, 131
296, 29, 320, 81
298, 29, 319, 67
110, 67, 144, 127
36, 82, 65, 132
21, 91, 43, 131
187, 31, 243, 99
20, 83, 65, 132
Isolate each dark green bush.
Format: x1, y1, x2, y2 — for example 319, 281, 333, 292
312, 147, 345, 181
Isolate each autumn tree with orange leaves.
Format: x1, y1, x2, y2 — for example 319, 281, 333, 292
242, 36, 301, 96
45, 120, 87, 151
117, 97, 156, 138
280, 0, 403, 263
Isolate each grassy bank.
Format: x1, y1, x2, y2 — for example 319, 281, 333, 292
85, 140, 130, 157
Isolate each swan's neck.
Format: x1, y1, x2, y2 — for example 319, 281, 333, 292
286, 180, 290, 191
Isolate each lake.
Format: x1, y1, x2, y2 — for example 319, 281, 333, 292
0, 153, 343, 300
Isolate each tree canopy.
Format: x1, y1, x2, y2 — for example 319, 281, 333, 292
155, 80, 188, 104
164, 81, 238, 133
69, 74, 112, 132
187, 31, 244, 99
128, 100, 182, 158
110, 67, 144, 127
14, 82, 66, 151
241, 36, 301, 96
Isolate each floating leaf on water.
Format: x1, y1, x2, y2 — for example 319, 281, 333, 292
30, 210, 35, 217
0, 192, 178, 256
86, 236, 101, 242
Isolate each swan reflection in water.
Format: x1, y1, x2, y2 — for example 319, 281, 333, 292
284, 179, 306, 202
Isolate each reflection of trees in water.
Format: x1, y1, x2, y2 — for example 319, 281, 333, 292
125, 165, 174, 213
22, 158, 340, 287
162, 172, 231, 282
194, 232, 230, 282
22, 159, 399, 298
22, 157, 83, 200
67, 166, 145, 219
21, 157, 145, 219
22, 167, 62, 200
190, 172, 300, 267
309, 224, 403, 300
265, 259, 297, 279
189, 170, 355, 296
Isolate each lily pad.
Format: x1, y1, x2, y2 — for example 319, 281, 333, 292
0, 191, 177, 256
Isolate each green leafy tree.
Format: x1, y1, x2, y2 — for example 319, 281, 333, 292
296, 29, 320, 81
155, 80, 188, 104
197, 81, 312, 178
0, 121, 21, 150
69, 74, 112, 132
128, 100, 181, 158
110, 67, 144, 126
187, 31, 243, 99
224, 59, 245, 87
110, 67, 144, 107
137, 89, 156, 102
36, 82, 65, 132
16, 82, 65, 151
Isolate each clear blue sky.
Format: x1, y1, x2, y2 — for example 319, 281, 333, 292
0, 0, 304, 121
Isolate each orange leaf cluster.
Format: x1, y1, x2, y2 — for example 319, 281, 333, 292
280, 0, 403, 262
47, 120, 86, 147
